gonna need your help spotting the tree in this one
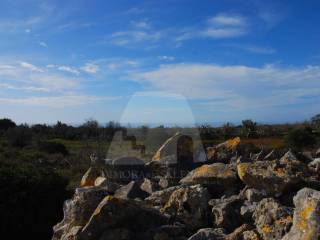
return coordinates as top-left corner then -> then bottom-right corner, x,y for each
221,122 -> 235,139
311,114 -> 320,130
241,119 -> 257,138
285,127 -> 316,150
0,118 -> 16,133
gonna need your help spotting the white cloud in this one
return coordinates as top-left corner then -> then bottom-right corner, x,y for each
20,62 -> 44,72
0,83 -> 50,92
0,95 -> 119,107
159,56 -> 175,61
0,61 -> 79,91
109,30 -> 163,46
208,14 -> 246,26
132,63 -> 320,110
131,20 -> 150,29
39,41 -> 47,47
80,63 -> 99,74
25,29 -> 31,33
224,44 -> 276,54
57,65 -> 80,75
177,13 -> 248,41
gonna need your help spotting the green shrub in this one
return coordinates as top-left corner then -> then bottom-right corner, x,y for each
285,127 -> 316,150
0,163 -> 70,240
38,141 -> 69,156
6,125 -> 32,148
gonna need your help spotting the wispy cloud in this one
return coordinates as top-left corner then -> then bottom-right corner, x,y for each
158,56 -> 175,61
20,62 -> 44,72
108,30 -> 164,46
0,95 -> 119,107
39,41 -> 47,47
0,83 -> 50,92
208,14 -> 247,27
177,13 -> 248,41
57,65 -> 80,75
80,63 -> 99,74
0,61 -> 79,91
224,44 -> 276,54
132,63 -> 320,111
131,20 -> 150,29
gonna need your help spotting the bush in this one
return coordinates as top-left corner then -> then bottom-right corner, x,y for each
285,127 -> 316,150
0,118 -> 16,133
0,163 -> 70,240
6,125 -> 32,148
38,141 -> 69,156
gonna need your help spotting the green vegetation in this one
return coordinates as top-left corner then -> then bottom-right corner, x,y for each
0,115 -> 319,239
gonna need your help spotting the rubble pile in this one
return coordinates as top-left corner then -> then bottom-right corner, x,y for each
52,134 -> 320,240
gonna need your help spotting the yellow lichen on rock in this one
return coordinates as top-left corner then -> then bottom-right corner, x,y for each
80,167 -> 101,187
225,137 -> 241,150
262,224 -> 272,233
237,163 -> 249,181
297,201 -> 317,231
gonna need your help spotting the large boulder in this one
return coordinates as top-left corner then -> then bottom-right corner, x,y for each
161,185 -> 211,230
180,163 -> 238,193
206,137 -> 240,163
140,178 -> 158,194
114,180 -> 149,200
237,160 -> 308,196
242,229 -> 261,240
209,195 -> 243,232
225,224 -> 253,240
52,186 -> 109,240
144,224 -> 188,240
187,228 -> 226,240
79,196 -> 169,240
152,132 -> 193,162
282,188 -> 320,240
316,148 -> 320,158
253,198 -> 293,240
80,167 -> 103,187
145,186 -> 180,207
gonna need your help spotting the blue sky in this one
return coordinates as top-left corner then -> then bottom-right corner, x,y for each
0,0 -> 320,125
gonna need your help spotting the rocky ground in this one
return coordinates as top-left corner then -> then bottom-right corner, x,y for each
52,133 -> 320,240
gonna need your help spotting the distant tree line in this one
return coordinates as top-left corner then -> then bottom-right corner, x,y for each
0,114 -> 319,151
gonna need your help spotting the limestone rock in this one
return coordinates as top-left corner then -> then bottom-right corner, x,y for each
225,224 -> 253,240
253,198 -> 292,240
206,137 -> 240,162
94,177 -> 107,187
242,229 -> 261,240
52,186 -> 109,240
279,150 -> 298,164
145,186 -> 180,207
161,185 -> 210,230
240,201 -> 257,222
187,228 -> 226,240
237,160 -> 308,196
60,226 -> 82,240
316,148 -> 320,158
80,167 -> 102,187
180,163 -> 238,192
140,178 -> 158,194
144,224 -> 188,240
152,132 -> 193,162
114,181 -> 149,200
209,195 -> 243,232
79,196 -> 169,240
244,188 -> 267,202
282,188 -> 320,240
